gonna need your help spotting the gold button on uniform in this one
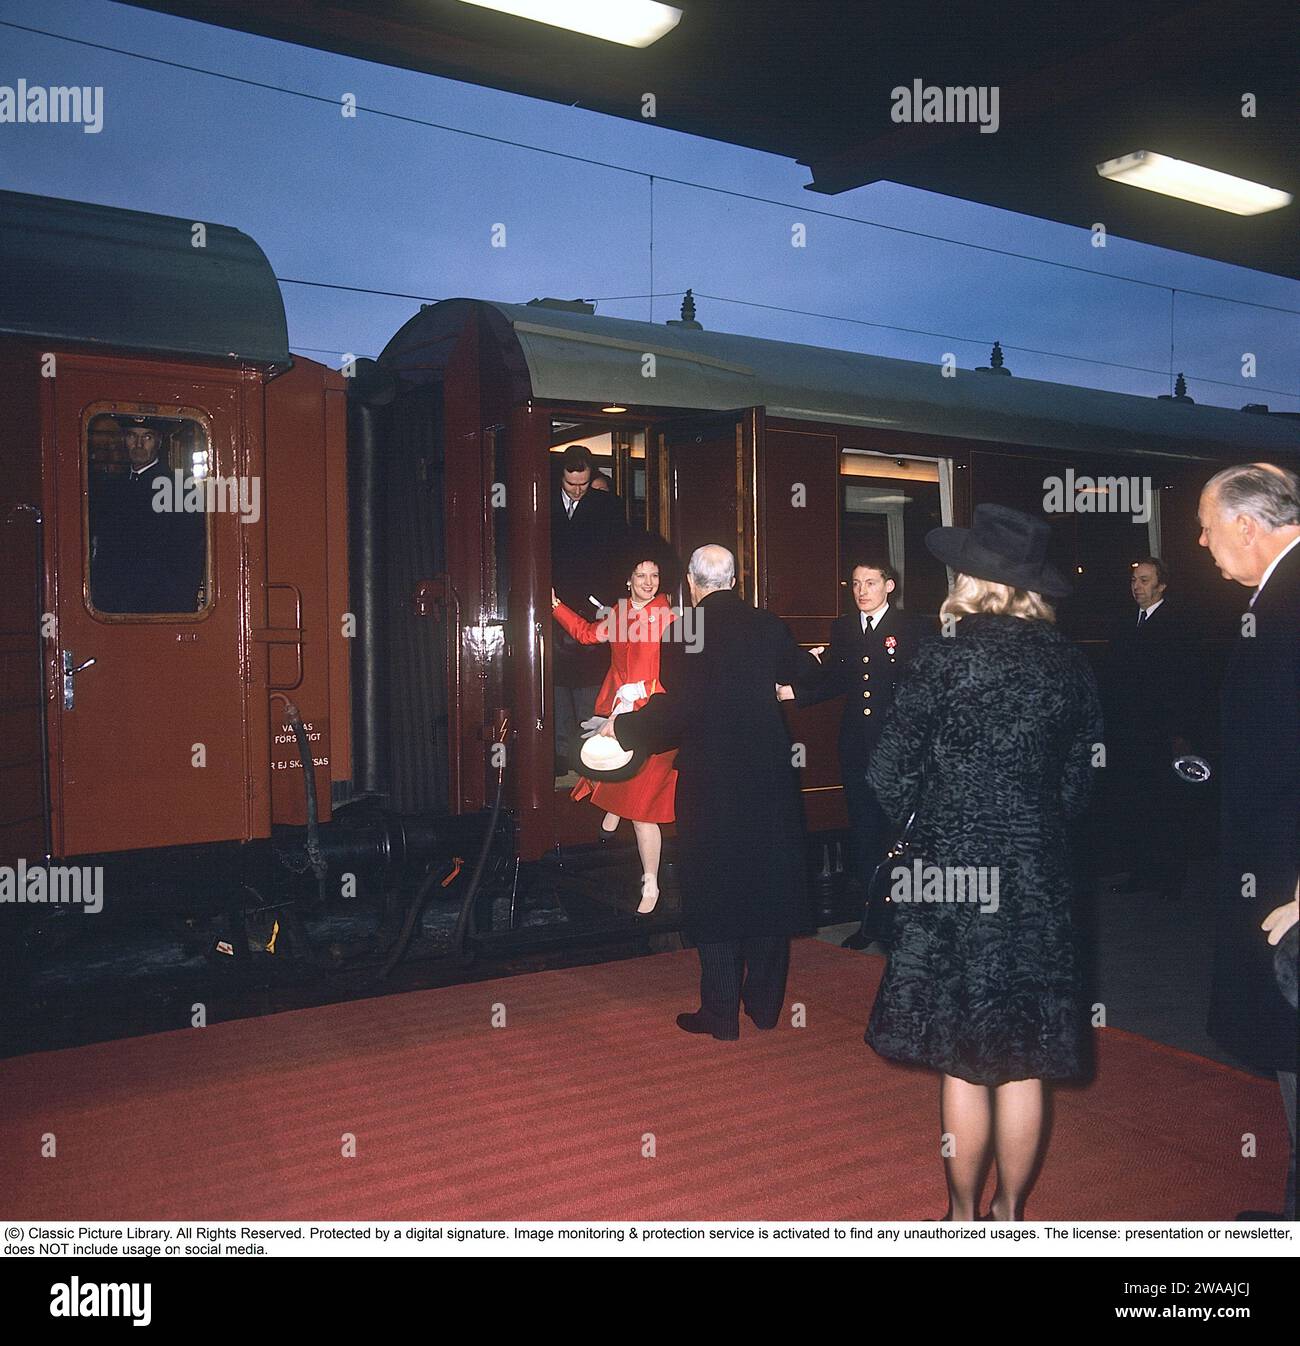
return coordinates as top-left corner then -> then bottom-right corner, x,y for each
863,707 -> 872,715
862,656 -> 869,663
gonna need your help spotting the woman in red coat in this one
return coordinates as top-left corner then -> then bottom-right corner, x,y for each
551,551 -> 678,914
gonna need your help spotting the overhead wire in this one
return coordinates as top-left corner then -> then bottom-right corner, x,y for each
4,18 -> 1300,318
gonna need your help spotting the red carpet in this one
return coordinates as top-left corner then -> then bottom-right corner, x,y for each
1,940 -> 1287,1220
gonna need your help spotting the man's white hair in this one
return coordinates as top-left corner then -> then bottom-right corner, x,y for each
688,544 -> 735,592
1203,463 -> 1300,531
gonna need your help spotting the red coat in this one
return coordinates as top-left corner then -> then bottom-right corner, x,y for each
552,595 -> 678,823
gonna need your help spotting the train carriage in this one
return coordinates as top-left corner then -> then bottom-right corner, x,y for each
373,293 -> 1300,864
3,189 -> 1298,964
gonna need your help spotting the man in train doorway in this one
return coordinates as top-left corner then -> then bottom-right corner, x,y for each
783,561 -> 930,948
551,443 -> 622,777
602,545 -> 821,1039
89,416 -> 205,614
1197,462 -> 1299,1219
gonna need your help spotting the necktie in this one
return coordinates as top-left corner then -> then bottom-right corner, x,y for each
1137,609 -> 1147,626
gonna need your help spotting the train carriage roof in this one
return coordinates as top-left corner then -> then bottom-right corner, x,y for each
385,298 -> 1300,462
0,190 -> 290,369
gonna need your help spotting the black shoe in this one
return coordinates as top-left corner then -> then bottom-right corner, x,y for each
676,1011 -> 739,1041
841,926 -> 872,950
1236,1210 -> 1286,1220
745,1011 -> 778,1031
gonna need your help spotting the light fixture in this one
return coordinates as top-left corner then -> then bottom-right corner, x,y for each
601,404 -> 627,413
456,1 -> 683,48
1096,151 -> 1292,216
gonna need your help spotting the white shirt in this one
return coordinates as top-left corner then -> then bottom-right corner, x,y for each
1137,597 -> 1164,625
561,491 -> 577,519
860,601 -> 890,633
130,458 -> 160,480
1251,534 -> 1300,607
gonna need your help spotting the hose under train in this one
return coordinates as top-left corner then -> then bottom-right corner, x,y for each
379,721 -> 507,978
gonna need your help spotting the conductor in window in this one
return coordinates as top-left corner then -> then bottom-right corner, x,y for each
782,561 -> 933,947
89,416 -> 205,615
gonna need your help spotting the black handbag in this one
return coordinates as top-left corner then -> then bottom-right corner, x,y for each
863,769 -> 927,944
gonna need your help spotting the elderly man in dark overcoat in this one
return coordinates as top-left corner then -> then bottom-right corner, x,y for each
604,544 -> 821,1039
1198,462 -> 1299,1220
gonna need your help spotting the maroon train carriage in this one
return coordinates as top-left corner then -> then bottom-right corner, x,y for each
3,190 -> 1299,974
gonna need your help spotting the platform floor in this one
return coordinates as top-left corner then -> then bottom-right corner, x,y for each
2,937 -> 1284,1222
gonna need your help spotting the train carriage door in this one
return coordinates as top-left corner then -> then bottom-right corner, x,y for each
652,407 -> 764,601
48,362 -> 254,856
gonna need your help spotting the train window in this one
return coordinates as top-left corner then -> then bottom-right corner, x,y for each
840,453 -> 948,614
85,410 -> 210,617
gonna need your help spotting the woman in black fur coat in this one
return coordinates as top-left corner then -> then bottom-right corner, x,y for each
866,505 -> 1103,1221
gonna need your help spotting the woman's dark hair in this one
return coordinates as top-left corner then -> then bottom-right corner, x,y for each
621,529 -> 681,593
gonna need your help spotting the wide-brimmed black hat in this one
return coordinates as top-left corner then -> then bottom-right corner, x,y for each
926,504 -> 1072,598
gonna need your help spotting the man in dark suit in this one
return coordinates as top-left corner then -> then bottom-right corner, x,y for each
550,444 -> 623,775
89,416 -> 205,614
604,545 -> 821,1040
784,561 -> 930,947
1198,462 -> 1299,1220
1105,557 -> 1205,899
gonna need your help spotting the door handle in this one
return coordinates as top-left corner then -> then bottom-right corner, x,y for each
62,650 -> 97,710
535,621 -> 546,732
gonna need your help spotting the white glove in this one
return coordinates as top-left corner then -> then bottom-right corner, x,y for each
615,681 -> 646,706
579,716 -> 608,739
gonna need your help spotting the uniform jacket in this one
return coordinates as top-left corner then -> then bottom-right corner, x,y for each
793,604 -> 932,772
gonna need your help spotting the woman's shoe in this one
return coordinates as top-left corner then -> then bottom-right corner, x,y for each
598,813 -> 620,845
637,874 -> 660,915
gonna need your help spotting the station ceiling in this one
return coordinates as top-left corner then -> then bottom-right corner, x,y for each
123,0 -> 1300,280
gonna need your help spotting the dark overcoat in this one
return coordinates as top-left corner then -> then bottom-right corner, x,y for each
1104,597 -> 1204,766
550,484 -> 624,685
612,588 -> 820,942
864,613 -> 1104,1085
1208,541 -> 1299,1072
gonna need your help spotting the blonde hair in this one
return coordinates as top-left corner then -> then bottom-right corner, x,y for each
940,572 -> 1055,623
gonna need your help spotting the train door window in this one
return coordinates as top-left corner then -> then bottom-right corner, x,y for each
85,409 -> 211,617
840,452 -> 948,615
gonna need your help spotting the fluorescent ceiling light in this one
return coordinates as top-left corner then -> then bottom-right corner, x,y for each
1096,151 -> 1292,216
457,1 -> 683,48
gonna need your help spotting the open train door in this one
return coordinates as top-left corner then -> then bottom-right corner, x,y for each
650,407 -> 764,601
46,359 -> 257,857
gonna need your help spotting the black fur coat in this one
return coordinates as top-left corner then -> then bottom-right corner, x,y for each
864,613 -> 1104,1085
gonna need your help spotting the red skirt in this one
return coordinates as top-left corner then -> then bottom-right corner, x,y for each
572,747 -> 677,823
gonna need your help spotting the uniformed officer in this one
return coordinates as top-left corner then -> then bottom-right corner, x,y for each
783,561 -> 932,946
